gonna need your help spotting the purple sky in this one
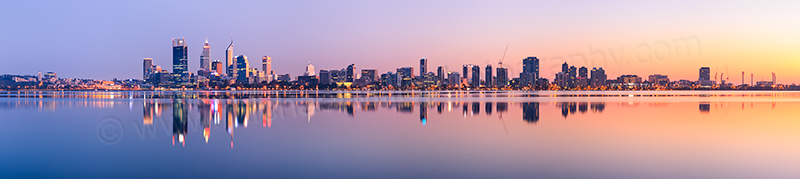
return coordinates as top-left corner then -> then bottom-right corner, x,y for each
1,0 -> 798,83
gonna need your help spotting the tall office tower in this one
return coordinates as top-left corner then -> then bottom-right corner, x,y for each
448,72 -> 461,87
522,57 -> 539,79
521,57 -> 539,87
304,62 -> 315,76
562,62 -> 569,73
361,69 -> 377,81
471,65 -> 480,87
346,64 -> 356,82
226,36 -> 235,77
236,55 -> 249,83
436,66 -> 445,83
699,67 -> 710,81
751,73 -> 754,86
200,39 -> 210,70
319,70 -> 331,84
741,71 -> 745,85
420,58 -> 427,77
462,65 -> 470,82
568,66 -> 577,87
172,38 -> 188,83
578,66 -> 588,78
590,67 -> 607,87
211,60 -> 224,75
396,67 -> 414,87
772,72 -> 776,85
496,67 -> 508,87
485,65 -> 493,87
143,58 -> 153,80
262,56 -> 271,75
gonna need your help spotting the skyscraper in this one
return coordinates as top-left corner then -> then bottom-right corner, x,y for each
420,58 -> 427,77
143,58 -> 153,80
346,64 -> 356,82
226,36 -> 235,77
211,60 -> 224,75
471,65 -> 480,87
521,57 -> 539,87
172,38 -> 188,84
200,39 -> 210,71
236,55 -> 249,83
568,66 -> 577,87
590,67 -> 606,87
485,65 -> 493,87
496,67 -> 508,87
360,69 -> 377,82
578,66 -> 588,78
699,67 -> 710,81
319,70 -> 331,84
305,62 -> 315,76
262,56 -> 271,75
396,67 -> 414,87
462,65 -> 470,81
436,66 -> 445,84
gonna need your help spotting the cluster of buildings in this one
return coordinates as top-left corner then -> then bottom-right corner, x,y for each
143,37 -> 283,88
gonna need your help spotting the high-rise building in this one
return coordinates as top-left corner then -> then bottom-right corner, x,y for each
419,58 -> 427,77
346,64 -> 356,82
699,67 -> 710,81
226,36 -> 235,77
568,66 -> 577,87
200,39 -> 210,71
172,38 -> 188,84
562,62 -> 569,73
590,67 -> 606,87
143,58 -> 153,80
262,56 -> 271,75
319,70 -> 331,84
236,55 -> 249,83
496,68 -> 508,87
699,67 -> 712,87
397,67 -> 414,87
578,66 -> 588,78
305,62 -> 315,76
361,69 -> 377,82
436,66 -> 445,84
485,65 -> 493,87
211,60 -> 224,75
462,65 -> 471,82
471,65 -> 480,87
448,72 -> 461,87
521,57 -> 539,87
380,72 -> 398,87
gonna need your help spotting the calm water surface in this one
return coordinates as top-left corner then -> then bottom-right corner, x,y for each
1,91 -> 799,178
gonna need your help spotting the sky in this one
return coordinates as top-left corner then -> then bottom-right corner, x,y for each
1,0 -> 798,84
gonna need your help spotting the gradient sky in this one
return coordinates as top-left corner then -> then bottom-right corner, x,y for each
1,0 -> 798,83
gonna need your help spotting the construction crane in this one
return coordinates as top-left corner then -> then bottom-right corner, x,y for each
498,45 -> 509,68
726,66 -> 729,84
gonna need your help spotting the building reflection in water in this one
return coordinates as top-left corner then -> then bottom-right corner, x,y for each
472,102 -> 480,116
558,102 -> 606,119
699,102 -> 710,113
420,102 -> 427,125
485,102 -> 492,116
522,102 -> 539,123
135,99 -> 615,147
173,99 -> 188,146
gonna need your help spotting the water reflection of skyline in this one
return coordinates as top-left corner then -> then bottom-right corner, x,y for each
136,100 -> 615,147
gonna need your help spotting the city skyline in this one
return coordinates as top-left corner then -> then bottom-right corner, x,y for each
1,1 -> 798,83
